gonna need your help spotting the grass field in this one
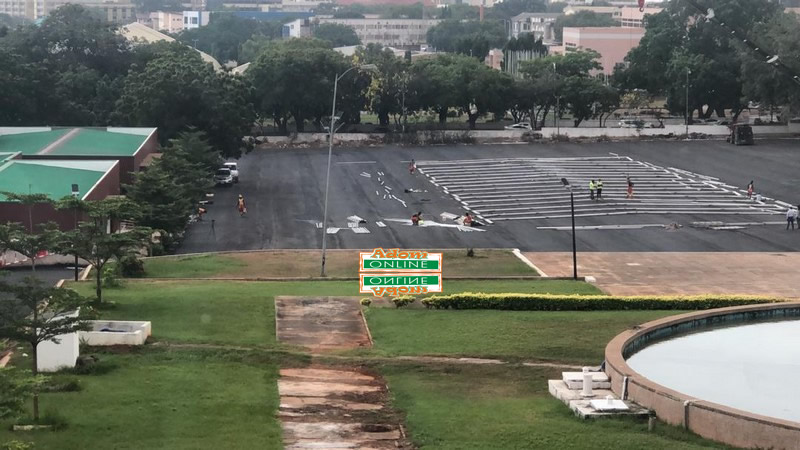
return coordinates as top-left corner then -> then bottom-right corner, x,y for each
68,279 -> 598,347
364,309 -> 682,364
0,349 -> 282,450
142,249 -> 538,279
381,363 -> 724,450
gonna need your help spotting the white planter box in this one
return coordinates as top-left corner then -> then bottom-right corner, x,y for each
79,321 -> 152,346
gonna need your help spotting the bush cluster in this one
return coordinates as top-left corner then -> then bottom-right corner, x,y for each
419,292 -> 779,311
392,296 -> 416,308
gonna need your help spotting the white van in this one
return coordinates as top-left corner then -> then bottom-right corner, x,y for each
223,162 -> 239,183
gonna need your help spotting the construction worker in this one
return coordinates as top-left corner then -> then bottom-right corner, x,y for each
589,180 -> 596,201
237,194 -> 247,217
596,178 -> 603,200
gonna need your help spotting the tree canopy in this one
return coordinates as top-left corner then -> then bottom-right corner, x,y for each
426,20 -> 507,60
553,11 -> 617,41
313,23 -> 361,47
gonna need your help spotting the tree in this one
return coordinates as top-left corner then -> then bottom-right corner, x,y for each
408,54 -> 512,129
0,277 -> 91,420
553,11 -> 617,42
247,39 -> 350,133
0,5 -> 132,126
739,11 -> 800,120
113,44 -> 255,159
176,14 -> 284,64
61,198 -> 149,304
487,0 -> 546,20
356,44 -> 409,127
426,20 -> 507,59
520,50 -> 602,126
0,368 -> 41,421
313,23 -> 361,47
616,0 -> 782,119
0,192 -> 60,273
239,34 -> 274,64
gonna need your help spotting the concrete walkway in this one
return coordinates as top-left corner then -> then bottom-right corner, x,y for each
275,296 -> 371,353
527,252 -> 800,297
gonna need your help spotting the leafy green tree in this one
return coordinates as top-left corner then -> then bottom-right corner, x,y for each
239,34 -> 274,64
356,44 -> 409,126
409,54 -> 512,129
0,277 -> 91,420
616,0 -> 782,119
437,4 -> 479,20
739,11 -> 800,120
313,23 -> 361,47
176,14 -> 283,64
486,0 -> 546,20
553,11 -> 617,41
247,39 -> 350,133
0,368 -> 42,421
0,193 -> 58,273
562,77 -> 619,127
60,198 -> 149,304
113,45 -> 255,158
0,5 -> 132,125
125,131 -> 215,238
520,50 -> 601,126
427,20 -> 507,59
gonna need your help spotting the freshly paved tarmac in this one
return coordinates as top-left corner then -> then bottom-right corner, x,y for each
179,139 -> 800,254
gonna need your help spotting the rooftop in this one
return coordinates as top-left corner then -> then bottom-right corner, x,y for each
0,160 -> 118,201
0,152 -> 19,164
0,128 -> 155,158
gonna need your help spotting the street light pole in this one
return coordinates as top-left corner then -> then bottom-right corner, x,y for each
320,64 -> 378,277
71,184 -> 80,281
561,178 -> 577,280
685,68 -> 690,137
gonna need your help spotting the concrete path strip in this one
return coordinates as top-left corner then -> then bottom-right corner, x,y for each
275,296 -> 372,353
278,367 -> 410,449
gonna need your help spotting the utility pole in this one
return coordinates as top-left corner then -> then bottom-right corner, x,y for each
685,68 -> 691,137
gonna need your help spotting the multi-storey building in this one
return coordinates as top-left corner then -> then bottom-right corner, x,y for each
509,13 -> 560,41
317,18 -> 440,47
0,0 -> 29,19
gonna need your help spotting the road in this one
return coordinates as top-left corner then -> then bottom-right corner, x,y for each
178,138 -> 800,254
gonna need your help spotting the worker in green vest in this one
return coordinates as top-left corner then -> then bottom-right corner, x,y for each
589,180 -> 596,200
596,178 -> 604,200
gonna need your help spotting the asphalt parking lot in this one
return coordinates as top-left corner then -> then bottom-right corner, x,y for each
178,138 -> 800,253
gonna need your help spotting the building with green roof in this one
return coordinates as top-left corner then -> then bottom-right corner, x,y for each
0,127 -> 158,184
0,159 -> 121,231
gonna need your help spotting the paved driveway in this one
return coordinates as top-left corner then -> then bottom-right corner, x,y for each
527,252 -> 800,297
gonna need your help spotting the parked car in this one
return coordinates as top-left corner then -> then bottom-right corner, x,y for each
504,122 -> 533,131
223,162 -> 239,183
618,119 -> 645,129
214,167 -> 234,187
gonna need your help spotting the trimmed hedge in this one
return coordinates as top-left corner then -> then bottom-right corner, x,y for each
419,292 -> 781,311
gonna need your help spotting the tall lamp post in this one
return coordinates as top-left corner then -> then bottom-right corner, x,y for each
71,184 -> 80,281
561,177 -> 578,280
320,64 -> 378,277
685,68 -> 691,137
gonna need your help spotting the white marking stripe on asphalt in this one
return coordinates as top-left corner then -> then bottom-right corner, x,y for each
416,156 -> 787,223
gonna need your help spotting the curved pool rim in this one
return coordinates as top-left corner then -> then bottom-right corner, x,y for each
604,302 -> 800,450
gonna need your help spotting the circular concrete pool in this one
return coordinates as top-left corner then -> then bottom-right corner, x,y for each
605,303 -> 800,450
626,319 -> 800,423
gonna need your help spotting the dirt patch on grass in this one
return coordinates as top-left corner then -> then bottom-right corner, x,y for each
275,296 -> 371,353
278,365 -> 411,449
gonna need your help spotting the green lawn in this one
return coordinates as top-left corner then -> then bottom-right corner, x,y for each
0,349 -> 282,450
381,363 -> 725,450
142,249 -> 541,279
68,279 -> 597,347
365,309 -> 683,364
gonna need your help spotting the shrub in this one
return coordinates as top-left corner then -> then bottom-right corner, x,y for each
118,255 -> 145,278
101,265 -> 121,288
360,298 -> 372,307
392,296 -> 416,308
1,440 -> 34,450
40,376 -> 82,393
419,292 -> 779,311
